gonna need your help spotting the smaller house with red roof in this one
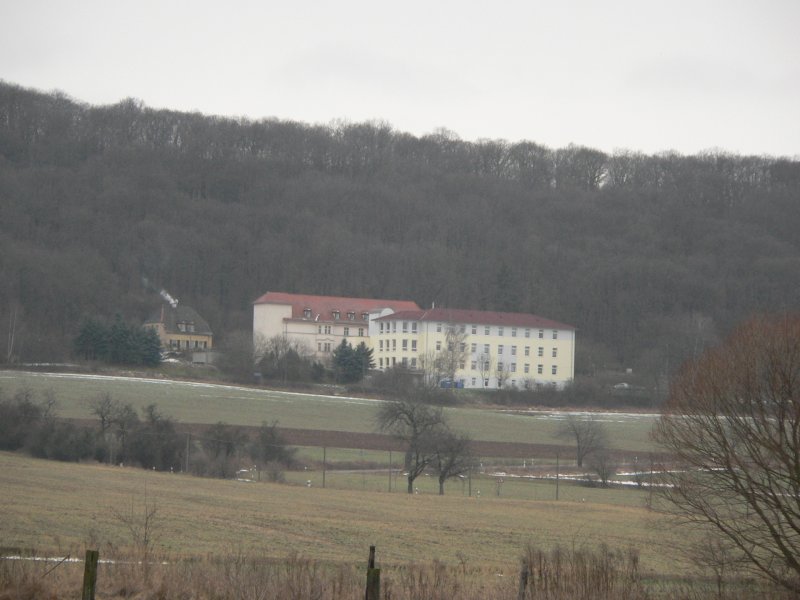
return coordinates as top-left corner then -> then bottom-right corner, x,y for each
252,292 -> 421,362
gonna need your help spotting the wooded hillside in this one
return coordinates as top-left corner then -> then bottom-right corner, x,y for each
1,81 -> 798,389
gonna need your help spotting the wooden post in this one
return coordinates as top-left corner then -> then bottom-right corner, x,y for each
323,447 -> 327,489
555,453 -> 559,501
82,549 -> 99,600
517,564 -> 529,600
388,450 -> 392,492
365,545 -> 380,600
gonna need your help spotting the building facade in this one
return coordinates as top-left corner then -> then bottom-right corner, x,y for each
373,308 -> 575,389
144,304 -> 213,352
252,291 -> 421,362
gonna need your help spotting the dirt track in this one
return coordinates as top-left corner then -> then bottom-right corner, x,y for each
72,418 -> 652,461
267,427 -> 660,462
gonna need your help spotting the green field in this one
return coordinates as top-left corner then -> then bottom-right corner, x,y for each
0,370 -> 659,453
0,452 -> 688,578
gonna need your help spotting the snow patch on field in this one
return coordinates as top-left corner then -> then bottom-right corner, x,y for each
495,408 -> 659,422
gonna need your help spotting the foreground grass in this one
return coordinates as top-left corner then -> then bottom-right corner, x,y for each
0,370 -> 658,452
2,452 -> 685,579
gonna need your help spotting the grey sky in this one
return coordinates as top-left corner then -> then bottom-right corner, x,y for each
1,0 -> 798,156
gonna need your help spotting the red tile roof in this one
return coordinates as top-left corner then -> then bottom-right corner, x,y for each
374,308 -> 575,330
253,291 -> 421,322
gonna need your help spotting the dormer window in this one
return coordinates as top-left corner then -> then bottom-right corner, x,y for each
361,312 -> 369,321
303,308 -> 312,319
347,311 -> 355,321
332,310 -> 340,320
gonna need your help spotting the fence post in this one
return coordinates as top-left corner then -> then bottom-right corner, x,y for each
517,564 -> 529,600
365,545 -> 380,600
82,549 -> 99,600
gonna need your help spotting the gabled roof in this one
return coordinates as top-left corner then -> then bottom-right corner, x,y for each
375,307 -> 575,330
253,291 -> 420,322
144,304 -> 213,336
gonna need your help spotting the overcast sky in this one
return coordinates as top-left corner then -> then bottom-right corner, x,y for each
1,0 -> 798,157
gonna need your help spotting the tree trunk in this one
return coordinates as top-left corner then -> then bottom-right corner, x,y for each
439,478 -> 445,495
407,476 -> 413,494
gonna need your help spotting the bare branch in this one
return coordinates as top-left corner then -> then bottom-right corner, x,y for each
653,314 -> 800,593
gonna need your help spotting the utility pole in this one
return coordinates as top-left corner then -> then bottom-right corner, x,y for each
556,453 -> 559,500
185,433 -> 190,473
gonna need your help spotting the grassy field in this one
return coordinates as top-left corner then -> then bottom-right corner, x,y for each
0,452 -> 689,579
0,370 -> 659,453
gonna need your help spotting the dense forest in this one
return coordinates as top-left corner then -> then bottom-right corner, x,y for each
1,81 -> 798,390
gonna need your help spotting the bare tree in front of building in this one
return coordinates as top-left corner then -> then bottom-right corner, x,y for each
557,414 -> 608,468
376,394 -> 446,494
494,361 -> 511,389
477,352 -> 494,389
435,323 -> 468,388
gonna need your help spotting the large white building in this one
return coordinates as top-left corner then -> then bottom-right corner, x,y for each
252,291 -> 420,361
253,292 -> 576,390
373,308 -> 575,389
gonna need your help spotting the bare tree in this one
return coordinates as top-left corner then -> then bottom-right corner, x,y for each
111,491 -> 159,580
557,414 -> 607,468
250,420 -> 296,472
432,430 -> 473,495
494,361 -> 510,389
436,324 -> 468,388
88,392 -> 117,435
376,395 -> 445,494
216,330 -> 259,383
417,350 -> 442,389
653,314 -> 800,594
588,450 -> 616,487
477,352 -> 494,389
419,323 -> 468,390
258,334 -> 314,383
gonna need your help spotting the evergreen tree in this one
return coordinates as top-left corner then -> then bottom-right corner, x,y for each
134,327 -> 162,367
354,341 -> 375,377
73,319 -> 109,361
73,316 -> 160,366
108,316 -> 134,364
332,339 -> 374,383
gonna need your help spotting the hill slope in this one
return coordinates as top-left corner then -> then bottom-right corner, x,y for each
1,81 -> 799,386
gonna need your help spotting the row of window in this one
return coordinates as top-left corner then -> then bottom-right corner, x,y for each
175,321 -> 196,333
379,356 -> 419,369
316,325 -> 365,337
378,339 -> 558,358
305,308 -> 370,321
169,339 -> 208,349
379,321 -> 560,340
378,339 -> 418,352
377,356 -> 558,376
379,321 -> 419,334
